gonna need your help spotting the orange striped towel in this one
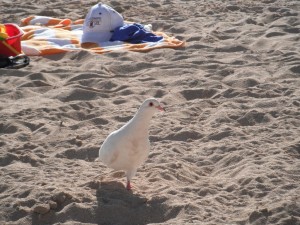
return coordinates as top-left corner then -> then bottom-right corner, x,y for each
20,16 -> 185,56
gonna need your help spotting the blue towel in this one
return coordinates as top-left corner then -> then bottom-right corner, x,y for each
110,23 -> 163,43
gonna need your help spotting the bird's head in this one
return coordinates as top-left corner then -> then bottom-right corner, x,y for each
141,98 -> 165,112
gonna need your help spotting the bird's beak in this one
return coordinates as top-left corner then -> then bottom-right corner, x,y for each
156,105 -> 165,112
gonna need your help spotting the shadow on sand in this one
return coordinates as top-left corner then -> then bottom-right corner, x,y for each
94,181 -> 181,225
31,181 -> 181,225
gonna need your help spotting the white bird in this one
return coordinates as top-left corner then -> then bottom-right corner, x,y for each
99,98 -> 165,190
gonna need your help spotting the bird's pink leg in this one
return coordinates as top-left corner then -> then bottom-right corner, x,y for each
126,180 -> 132,190
126,170 -> 136,190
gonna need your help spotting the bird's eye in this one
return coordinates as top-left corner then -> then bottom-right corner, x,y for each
149,102 -> 153,107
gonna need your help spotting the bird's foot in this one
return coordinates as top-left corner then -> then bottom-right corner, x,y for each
126,181 -> 132,190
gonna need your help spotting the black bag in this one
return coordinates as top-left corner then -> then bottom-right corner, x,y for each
0,54 -> 30,69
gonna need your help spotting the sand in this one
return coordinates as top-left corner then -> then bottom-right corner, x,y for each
1,0 -> 300,224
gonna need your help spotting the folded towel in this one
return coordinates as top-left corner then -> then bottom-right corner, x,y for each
20,16 -> 185,56
110,23 -> 163,43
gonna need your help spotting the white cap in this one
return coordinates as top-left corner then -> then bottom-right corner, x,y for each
81,3 -> 124,44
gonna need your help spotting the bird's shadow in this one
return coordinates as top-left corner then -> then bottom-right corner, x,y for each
94,181 -> 177,225
30,179 -> 181,225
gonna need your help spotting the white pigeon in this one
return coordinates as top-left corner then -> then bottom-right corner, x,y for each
99,98 -> 165,190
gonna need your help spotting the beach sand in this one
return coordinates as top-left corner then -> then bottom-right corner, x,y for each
1,0 -> 300,224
